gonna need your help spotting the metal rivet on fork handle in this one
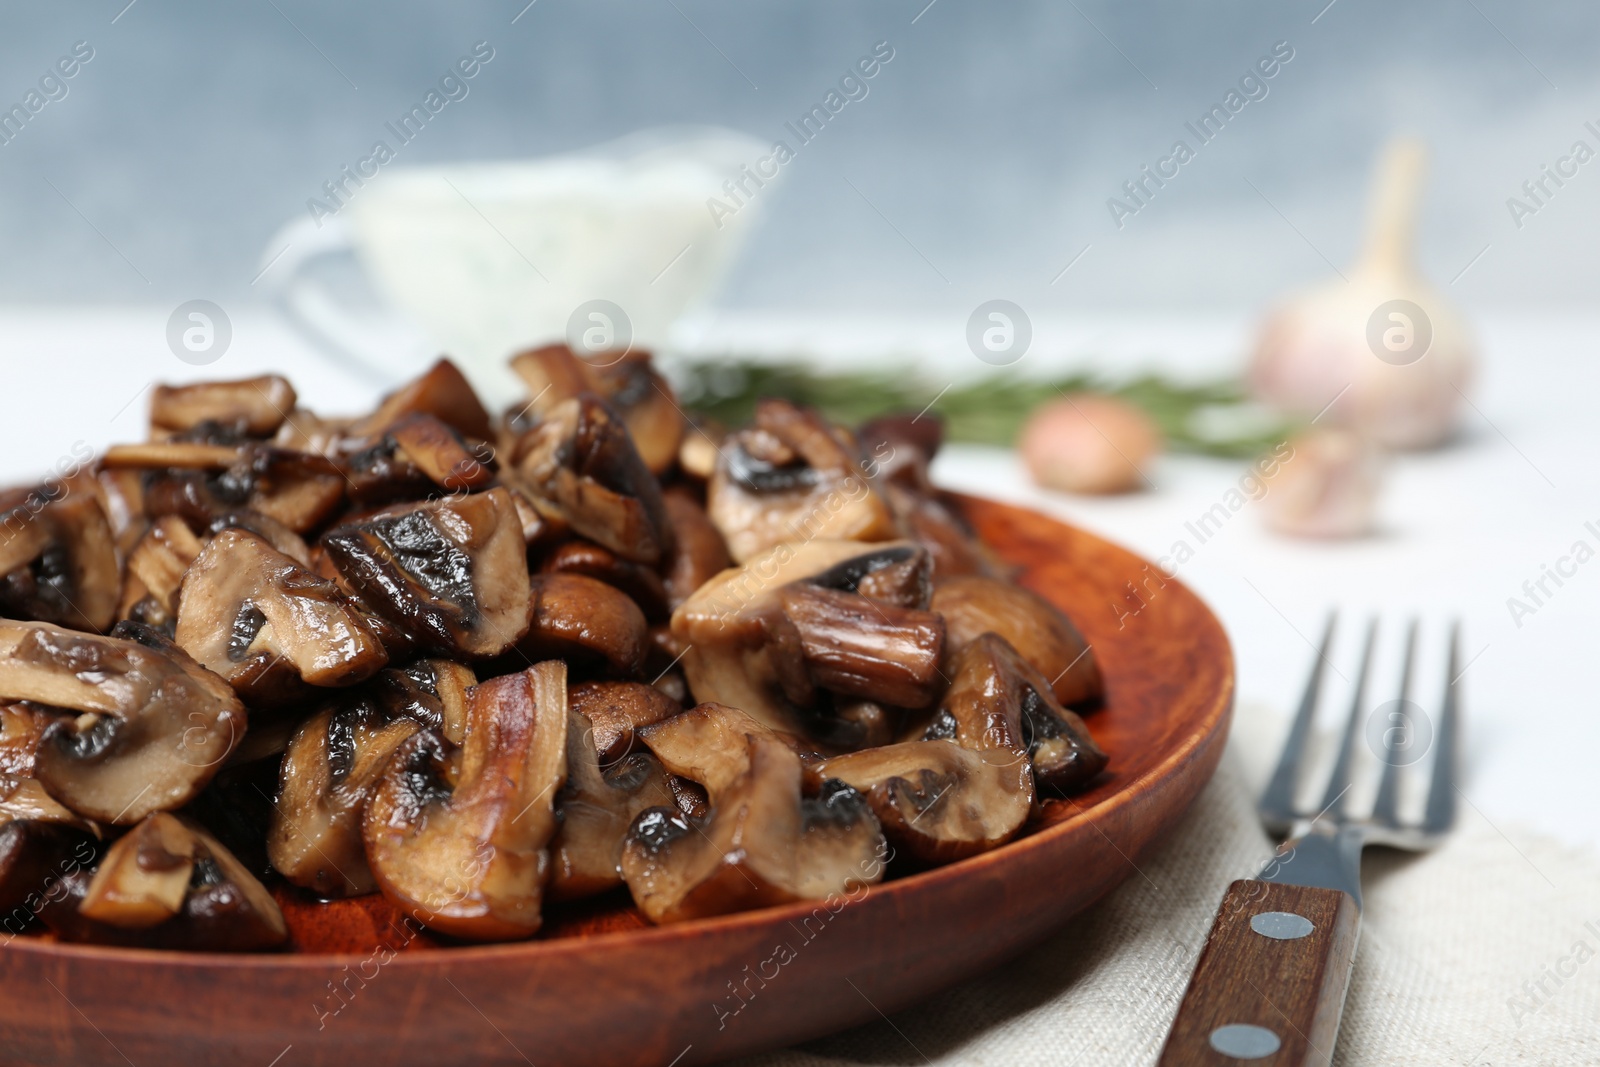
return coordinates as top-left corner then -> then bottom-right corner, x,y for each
1250,911 -> 1314,940
1208,1024 -> 1282,1058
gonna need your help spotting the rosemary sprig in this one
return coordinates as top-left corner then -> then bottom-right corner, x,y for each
673,361 -> 1294,458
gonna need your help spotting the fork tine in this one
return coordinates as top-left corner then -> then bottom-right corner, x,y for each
1316,617 -> 1378,819
1370,618 -> 1419,825
1258,612 -> 1336,831
1421,620 -> 1461,833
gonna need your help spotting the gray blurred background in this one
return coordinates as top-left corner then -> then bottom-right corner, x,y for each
0,0 -> 1594,314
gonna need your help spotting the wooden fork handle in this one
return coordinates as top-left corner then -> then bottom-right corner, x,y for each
1157,880 -> 1360,1067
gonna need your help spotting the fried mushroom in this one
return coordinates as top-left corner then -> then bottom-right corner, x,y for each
43,812 -> 287,951
569,681 -> 682,763
175,529 -> 388,705
322,488 -> 532,659
932,575 -> 1103,706
0,489 -> 120,633
518,573 -> 647,677
150,376 -> 297,439
510,345 -> 684,475
363,661 -> 568,940
0,621 -> 244,824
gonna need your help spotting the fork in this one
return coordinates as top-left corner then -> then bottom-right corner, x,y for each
1156,615 -> 1461,1066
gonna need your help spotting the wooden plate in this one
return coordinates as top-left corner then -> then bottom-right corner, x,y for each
0,494 -> 1234,1067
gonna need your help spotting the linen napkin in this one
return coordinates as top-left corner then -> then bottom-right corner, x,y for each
735,699 -> 1600,1067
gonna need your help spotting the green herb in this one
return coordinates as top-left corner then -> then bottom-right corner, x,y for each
673,361 -> 1295,458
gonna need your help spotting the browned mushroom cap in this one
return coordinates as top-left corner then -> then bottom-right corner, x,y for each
0,621 -> 244,824
44,812 -> 286,951
929,633 -> 1106,794
269,698 -> 423,897
883,482 -> 1002,581
931,575 -> 1103,707
175,529 -> 388,705
813,740 -> 1033,865
0,777 -> 101,921
150,376 -> 297,438
661,487 -> 731,610
569,681 -> 681,763
707,398 -> 897,564
518,572 -> 647,677
351,358 -> 493,442
363,661 -> 568,940
117,515 -> 203,629
510,345 -> 684,475
547,710 -> 675,902
671,539 -> 940,736
512,393 -> 674,565
540,540 -> 669,623
0,489 -> 120,633
322,488 -> 532,659
346,413 -> 497,506
620,731 -> 885,924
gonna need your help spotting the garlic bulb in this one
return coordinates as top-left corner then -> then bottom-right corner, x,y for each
1259,427 -> 1382,539
1249,138 -> 1476,450
1019,394 -> 1160,494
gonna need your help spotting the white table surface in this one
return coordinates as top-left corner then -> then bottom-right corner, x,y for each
2,305 -> 1594,851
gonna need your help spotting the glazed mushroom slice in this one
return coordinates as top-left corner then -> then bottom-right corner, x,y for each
0,489 -> 120,633
150,376 -> 297,438
814,740 -> 1033,865
511,393 -> 674,565
205,509 -> 314,568
569,681 -> 682,764
541,540 -> 669,623
548,709 -> 675,902
175,529 -> 388,705
795,777 -> 885,899
776,584 -> 945,709
118,515 -> 203,629
637,702 -> 798,797
707,398 -> 897,563
364,661 -> 568,940
322,488 -> 532,659
660,486 -> 732,610
510,345 -> 684,475
0,620 -> 244,824
125,444 -> 348,535
931,575 -> 1103,707
0,701 -> 60,776
351,358 -> 493,442
269,697 -> 423,897
44,813 -> 287,951
518,573 -> 647,677
620,735 -> 802,923
671,539 -> 940,735
0,777 -> 100,920
347,413 -> 497,505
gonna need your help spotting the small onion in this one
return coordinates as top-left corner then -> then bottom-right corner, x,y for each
1019,394 -> 1160,495
1259,428 -> 1382,539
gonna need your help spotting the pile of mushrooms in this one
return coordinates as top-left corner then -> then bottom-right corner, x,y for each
0,346 -> 1106,949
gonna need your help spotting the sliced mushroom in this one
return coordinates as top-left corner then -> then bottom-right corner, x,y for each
932,575 -> 1103,706
43,812 -> 287,951
637,701 -> 797,797
661,486 -> 731,610
132,444 -> 347,535
540,541 -> 669,622
205,509 -> 314,568
776,584 -> 944,709
118,515 -> 203,628
814,739 -> 1033,865
0,777 -> 100,921
512,394 -> 673,565
884,482 -> 1001,581
510,345 -> 684,475
569,681 -> 682,763
175,529 -> 388,705
518,573 -> 647,677
346,412 -> 497,505
621,731 -> 884,924
0,489 -> 120,633
150,376 -> 297,438
269,696 -> 423,897
548,709 -> 675,902
0,620 -> 244,823
94,467 -> 149,557
351,358 -> 493,442
0,701 -> 60,776
672,539 -> 939,736
322,488 -> 532,659
707,399 -> 897,563
364,661 -> 568,940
